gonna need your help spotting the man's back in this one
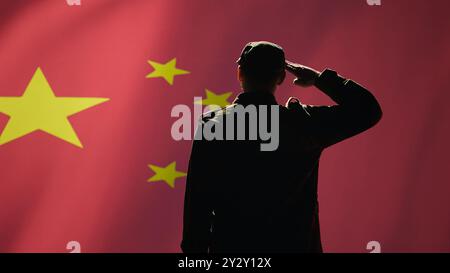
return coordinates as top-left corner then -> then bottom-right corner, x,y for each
181,67 -> 382,253
191,93 -> 323,253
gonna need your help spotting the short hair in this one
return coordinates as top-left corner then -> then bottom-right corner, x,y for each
237,41 -> 285,85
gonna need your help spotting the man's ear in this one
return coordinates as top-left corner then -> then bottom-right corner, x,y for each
277,70 -> 286,85
237,66 -> 244,82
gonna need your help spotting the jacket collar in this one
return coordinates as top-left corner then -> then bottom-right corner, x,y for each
233,91 -> 278,106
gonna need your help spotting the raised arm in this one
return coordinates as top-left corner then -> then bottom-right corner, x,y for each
286,61 -> 382,148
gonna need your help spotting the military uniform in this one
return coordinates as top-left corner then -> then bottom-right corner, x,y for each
181,69 -> 382,253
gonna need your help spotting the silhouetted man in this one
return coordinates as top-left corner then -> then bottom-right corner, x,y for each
181,41 -> 382,253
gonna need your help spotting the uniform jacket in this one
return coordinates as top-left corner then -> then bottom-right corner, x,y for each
181,69 -> 382,253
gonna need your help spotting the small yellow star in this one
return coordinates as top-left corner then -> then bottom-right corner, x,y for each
0,67 -> 109,148
146,58 -> 190,85
147,161 -> 187,188
195,89 -> 233,110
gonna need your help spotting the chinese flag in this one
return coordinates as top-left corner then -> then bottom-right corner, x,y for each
0,0 -> 449,253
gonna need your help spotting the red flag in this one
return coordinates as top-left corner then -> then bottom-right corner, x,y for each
0,0 -> 449,253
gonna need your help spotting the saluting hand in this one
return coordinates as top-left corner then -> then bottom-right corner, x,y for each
285,60 -> 320,87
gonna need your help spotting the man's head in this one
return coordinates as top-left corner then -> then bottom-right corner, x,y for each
237,41 -> 286,94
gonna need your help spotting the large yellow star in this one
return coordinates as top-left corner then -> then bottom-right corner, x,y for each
147,161 -> 187,188
146,58 -> 190,85
0,67 -> 109,148
195,89 -> 233,110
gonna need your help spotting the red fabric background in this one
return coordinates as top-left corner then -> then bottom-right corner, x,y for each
0,0 -> 449,252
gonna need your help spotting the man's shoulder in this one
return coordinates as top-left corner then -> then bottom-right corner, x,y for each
200,104 -> 236,123
283,97 -> 313,119
199,97 -> 312,123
